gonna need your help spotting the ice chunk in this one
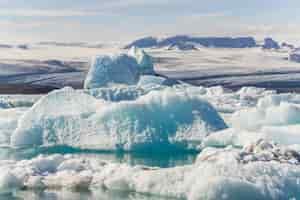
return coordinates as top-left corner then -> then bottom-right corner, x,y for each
128,47 -> 154,74
84,54 -> 140,89
202,128 -> 261,148
231,101 -> 300,131
11,87 -> 227,151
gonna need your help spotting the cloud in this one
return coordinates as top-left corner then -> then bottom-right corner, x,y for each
0,8 -> 101,17
0,0 -> 174,17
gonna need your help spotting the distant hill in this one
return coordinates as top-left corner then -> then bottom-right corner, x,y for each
124,35 -> 257,49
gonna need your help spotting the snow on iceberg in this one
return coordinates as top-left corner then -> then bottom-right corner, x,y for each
11,87 -> 227,151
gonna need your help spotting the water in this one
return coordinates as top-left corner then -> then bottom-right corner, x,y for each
0,147 -> 196,200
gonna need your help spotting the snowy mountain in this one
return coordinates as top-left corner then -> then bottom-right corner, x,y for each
125,35 -> 257,49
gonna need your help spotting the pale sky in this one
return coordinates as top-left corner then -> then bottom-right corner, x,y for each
0,0 -> 300,44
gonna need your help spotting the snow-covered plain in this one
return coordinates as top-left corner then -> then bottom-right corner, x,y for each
1,43 -> 300,93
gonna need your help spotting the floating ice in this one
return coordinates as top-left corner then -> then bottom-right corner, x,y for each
2,144 -> 300,200
11,87 -> 227,151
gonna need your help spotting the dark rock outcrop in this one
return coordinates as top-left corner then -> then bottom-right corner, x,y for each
262,38 -> 280,49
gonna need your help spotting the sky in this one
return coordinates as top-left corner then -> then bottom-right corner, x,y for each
0,0 -> 300,44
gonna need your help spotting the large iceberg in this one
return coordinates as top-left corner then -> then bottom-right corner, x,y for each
11,87 -> 227,151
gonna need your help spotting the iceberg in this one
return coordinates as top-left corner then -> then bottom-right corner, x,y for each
84,47 -> 155,89
11,87 -> 227,151
84,54 -> 140,89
